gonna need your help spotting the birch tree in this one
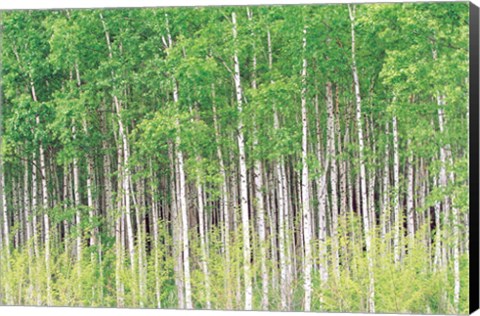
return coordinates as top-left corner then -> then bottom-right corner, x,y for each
232,11 -> 252,310
349,5 -> 375,312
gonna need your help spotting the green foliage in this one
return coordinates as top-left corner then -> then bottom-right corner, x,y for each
0,2 -> 469,314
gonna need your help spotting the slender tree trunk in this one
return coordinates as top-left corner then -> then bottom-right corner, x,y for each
115,150 -> 125,307
30,79 -> 52,306
366,119 -> 376,233
433,51 -> 460,310
275,117 -> 288,311
433,173 -> 442,270
345,128 -> 358,276
38,123 -> 52,305
196,178 -> 211,308
268,28 -> 289,310
14,177 -> 22,249
149,161 -> 161,308
172,79 -> 193,309
300,26 -> 313,312
101,104 -> 114,236
443,144 -> 460,313
83,119 -> 96,247
392,115 -> 401,265
0,140 -> 10,305
265,166 -> 278,292
190,104 -> 211,309
381,123 -> 390,251
253,147 -> 268,310
1,159 -> 9,256
72,125 -> 82,266
163,14 -> 192,308
246,10 -> 268,309
336,90 -> 348,266
100,13 -> 136,284
315,91 -> 329,287
31,152 -> 39,259
74,65 -> 97,250
380,122 -> 390,237
232,11 -> 252,310
349,5 -> 374,312
24,158 -> 33,258
432,46 -> 450,274
326,81 -> 340,279
229,146 -> 242,309
406,140 -> 415,251
212,88 -> 232,309
131,165 -> 146,307
169,141 -> 184,308
62,165 -> 69,254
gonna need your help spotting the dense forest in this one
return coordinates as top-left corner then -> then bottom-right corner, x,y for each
0,2 -> 470,314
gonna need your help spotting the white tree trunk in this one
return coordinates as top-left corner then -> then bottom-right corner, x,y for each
247,10 -> 269,309
38,122 -> 52,305
336,91 -> 348,261
392,115 -> 401,265
212,91 -> 232,309
232,11 -> 253,310
381,123 -> 390,245
169,141 -> 184,308
30,79 -> 52,305
326,81 -> 340,279
349,5 -> 374,312
1,159 -> 9,257
431,40 -> 460,308
100,13 -> 136,279
149,162 -> 161,308
314,91 -> 329,287
76,60 -> 96,249
0,145 -> 10,305
449,166 -> 460,312
300,26 -> 313,312
83,119 -> 96,247
268,29 -> 289,310
275,115 -> 288,311
101,105 -> 114,236
432,46 -> 450,272
433,175 -> 442,270
406,140 -> 415,251
72,130 -> 83,268
31,152 -> 39,258
195,161 -> 211,309
71,125 -> 83,269
24,159 -> 32,257
115,143 -> 125,307
172,79 -> 193,309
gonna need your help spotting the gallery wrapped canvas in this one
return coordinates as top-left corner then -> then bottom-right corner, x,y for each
0,1 -> 478,315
